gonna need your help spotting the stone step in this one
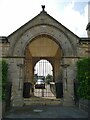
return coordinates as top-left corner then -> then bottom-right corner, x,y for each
24,97 -> 62,106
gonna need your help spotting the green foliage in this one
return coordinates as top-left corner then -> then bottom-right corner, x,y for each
0,60 -> 2,101
1,60 -> 8,100
45,74 -> 53,84
77,58 -> 90,100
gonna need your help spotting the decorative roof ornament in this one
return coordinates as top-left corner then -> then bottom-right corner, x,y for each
41,5 -> 45,11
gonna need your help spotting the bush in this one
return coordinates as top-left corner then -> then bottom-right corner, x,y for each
77,58 -> 90,100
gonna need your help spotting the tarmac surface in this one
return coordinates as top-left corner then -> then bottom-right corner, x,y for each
2,105 -> 88,119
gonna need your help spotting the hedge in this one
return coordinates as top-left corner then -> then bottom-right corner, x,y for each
77,58 -> 90,100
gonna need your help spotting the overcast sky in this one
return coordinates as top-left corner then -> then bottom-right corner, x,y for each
0,0 -> 90,37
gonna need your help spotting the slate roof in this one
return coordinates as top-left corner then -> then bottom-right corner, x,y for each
79,37 -> 90,43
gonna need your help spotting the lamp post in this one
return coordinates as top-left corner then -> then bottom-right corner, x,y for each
61,64 -> 70,90
17,64 -> 24,90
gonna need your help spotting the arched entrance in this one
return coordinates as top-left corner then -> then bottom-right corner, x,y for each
34,59 -> 54,98
9,22 -> 78,106
23,35 -> 62,102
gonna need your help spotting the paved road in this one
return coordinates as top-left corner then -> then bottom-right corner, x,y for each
2,105 -> 88,119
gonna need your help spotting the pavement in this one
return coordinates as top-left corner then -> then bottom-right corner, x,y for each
2,105 -> 88,119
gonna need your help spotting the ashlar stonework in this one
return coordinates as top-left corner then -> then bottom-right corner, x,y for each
0,7 -> 90,107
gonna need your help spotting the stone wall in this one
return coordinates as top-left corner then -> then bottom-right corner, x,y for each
7,58 -> 24,106
78,42 -> 89,57
79,99 -> 89,112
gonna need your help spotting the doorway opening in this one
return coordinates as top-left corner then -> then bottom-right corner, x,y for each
23,35 -> 63,105
34,59 -> 56,99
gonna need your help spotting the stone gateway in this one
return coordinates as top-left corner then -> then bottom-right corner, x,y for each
0,6 -> 90,107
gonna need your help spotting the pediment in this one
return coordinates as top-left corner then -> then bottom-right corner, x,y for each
8,9 -> 79,40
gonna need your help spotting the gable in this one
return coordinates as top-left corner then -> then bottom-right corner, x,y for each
8,9 -> 80,41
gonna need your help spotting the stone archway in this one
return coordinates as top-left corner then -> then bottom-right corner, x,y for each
9,25 -> 76,57
9,25 -> 77,107
23,35 -> 62,99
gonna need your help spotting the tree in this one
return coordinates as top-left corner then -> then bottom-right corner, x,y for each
45,74 -> 53,84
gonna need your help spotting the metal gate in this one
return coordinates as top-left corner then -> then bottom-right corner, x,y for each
34,59 -> 56,99
34,84 -> 56,99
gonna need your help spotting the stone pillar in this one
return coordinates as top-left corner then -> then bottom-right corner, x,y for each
24,58 -> 34,96
10,58 -> 24,107
54,59 -> 61,83
25,59 -> 33,83
62,58 -> 76,106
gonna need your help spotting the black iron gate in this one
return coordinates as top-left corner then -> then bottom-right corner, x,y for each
34,59 -> 55,99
